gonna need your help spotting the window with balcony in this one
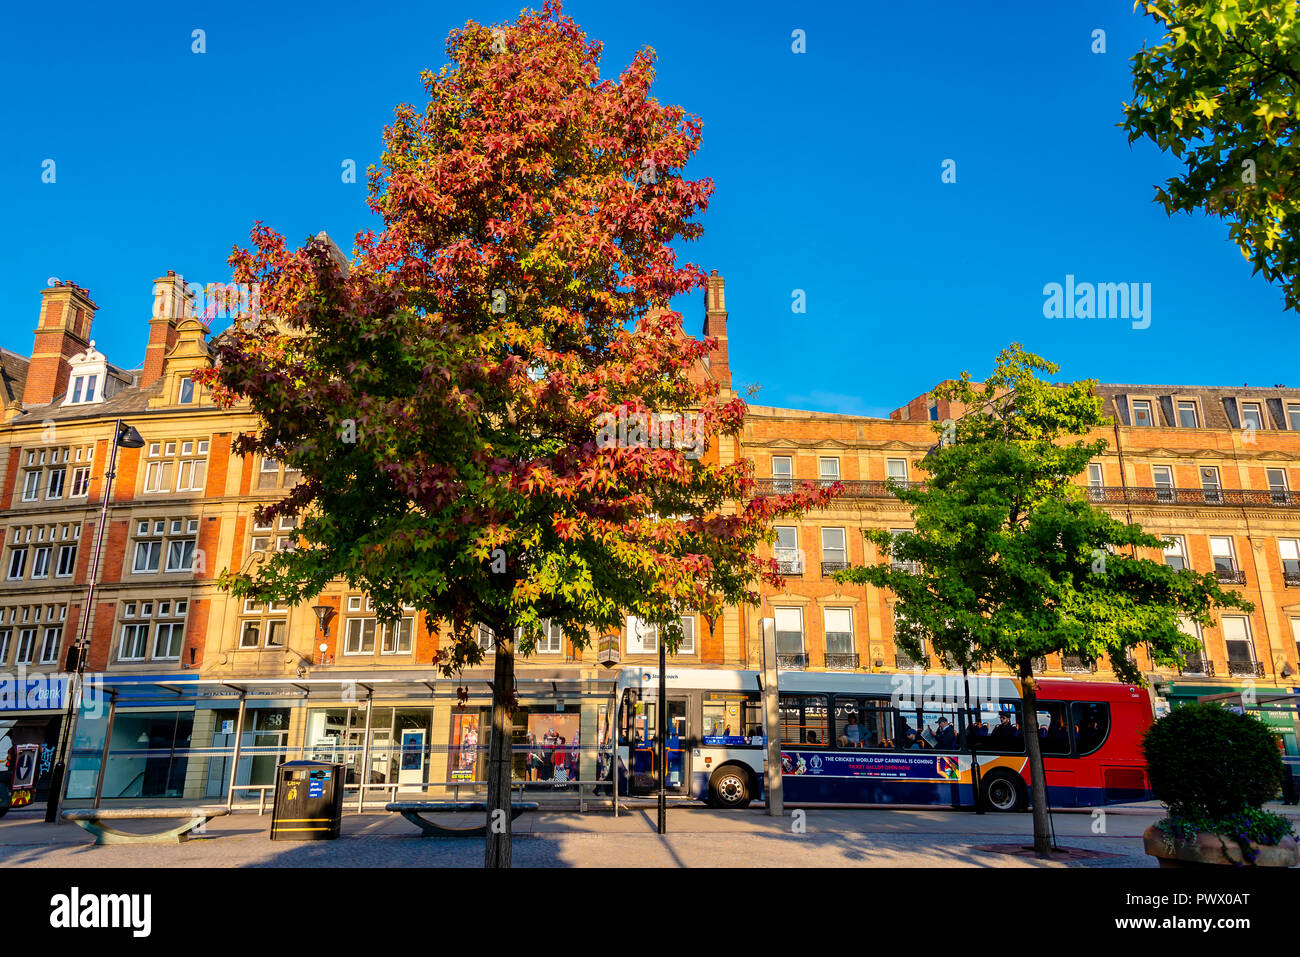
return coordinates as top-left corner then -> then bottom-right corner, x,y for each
1087,463 -> 1104,500
1267,468 -> 1290,504
774,526 -> 801,574
1241,402 -> 1264,431
1176,617 -> 1211,675
1200,466 -> 1222,504
1131,399 -> 1155,427
824,608 -> 856,670
1279,539 -> 1300,587
772,456 -> 793,493
889,528 -> 917,573
773,607 -> 805,669
1162,535 -> 1188,571
818,457 -> 840,486
1152,465 -> 1175,503
893,612 -> 928,670
821,527 -> 847,575
886,458 -> 908,483
1222,616 -> 1258,675
1209,536 -> 1243,583
1176,400 -> 1200,428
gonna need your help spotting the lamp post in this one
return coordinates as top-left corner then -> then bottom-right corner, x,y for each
312,604 -> 336,664
46,419 -> 145,823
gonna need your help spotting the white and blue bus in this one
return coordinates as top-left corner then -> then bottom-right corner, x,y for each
606,667 -> 1153,811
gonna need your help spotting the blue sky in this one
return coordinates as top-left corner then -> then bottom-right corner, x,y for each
2,0 -> 1292,417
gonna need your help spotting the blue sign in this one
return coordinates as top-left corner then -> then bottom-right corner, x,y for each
703,735 -> 761,747
0,673 -> 68,712
308,780 -> 324,798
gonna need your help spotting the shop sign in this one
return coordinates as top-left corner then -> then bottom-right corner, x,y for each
0,670 -> 68,712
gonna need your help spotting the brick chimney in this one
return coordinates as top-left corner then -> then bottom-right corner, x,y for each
24,282 -> 95,407
702,270 -> 730,392
142,271 -> 189,388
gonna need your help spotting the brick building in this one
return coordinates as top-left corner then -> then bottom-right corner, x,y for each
1,268 -> 1297,808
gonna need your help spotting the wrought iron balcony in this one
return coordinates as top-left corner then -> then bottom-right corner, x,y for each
752,478 -> 927,499
1031,656 -> 1047,673
821,561 -> 850,577
1226,658 -> 1264,677
1214,567 -> 1247,585
1283,571 -> 1300,588
1178,655 -> 1214,677
774,557 -> 803,576
891,560 -> 919,574
1061,655 -> 1097,674
1078,485 -> 1300,508
776,653 -> 808,671
895,653 -> 930,671
824,653 -> 859,671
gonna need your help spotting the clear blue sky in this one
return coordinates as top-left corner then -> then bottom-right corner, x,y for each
1,0 -> 1291,417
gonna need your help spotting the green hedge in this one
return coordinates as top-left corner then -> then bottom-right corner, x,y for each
1142,703 -> 1283,819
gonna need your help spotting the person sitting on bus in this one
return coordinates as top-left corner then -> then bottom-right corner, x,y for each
905,730 -> 925,750
806,730 -> 820,745
990,712 -> 1016,742
934,717 -> 956,750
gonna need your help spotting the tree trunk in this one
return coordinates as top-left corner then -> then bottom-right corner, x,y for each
1020,669 -> 1052,857
484,625 -> 515,868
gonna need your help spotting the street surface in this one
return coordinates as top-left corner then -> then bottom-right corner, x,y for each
2,802 -> 1264,867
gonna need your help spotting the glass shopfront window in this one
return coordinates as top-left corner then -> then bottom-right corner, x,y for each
204,707 -> 290,798
99,711 -> 193,800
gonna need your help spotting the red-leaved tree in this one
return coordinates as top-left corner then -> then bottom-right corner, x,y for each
198,1 -> 832,867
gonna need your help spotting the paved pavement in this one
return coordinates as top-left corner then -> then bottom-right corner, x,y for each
0,802 -> 1230,867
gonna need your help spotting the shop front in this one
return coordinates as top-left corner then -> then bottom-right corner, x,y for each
1158,679 -> 1300,756
0,671 -> 71,811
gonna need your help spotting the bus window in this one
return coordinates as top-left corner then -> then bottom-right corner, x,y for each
1035,702 -> 1071,755
703,692 -> 762,747
1071,702 -> 1111,756
779,694 -> 829,747
834,697 -> 888,748
919,706 -> 962,750
970,702 -> 1023,753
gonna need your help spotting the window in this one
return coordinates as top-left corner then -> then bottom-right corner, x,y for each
178,377 -> 195,404
818,457 -> 840,485
22,471 -> 40,501
1200,466 -> 1222,504
1087,463 -> 1104,499
1280,540 -> 1300,585
475,624 -> 495,653
152,620 -> 185,659
70,466 -> 91,497
1222,616 -> 1255,669
1176,400 -> 1200,428
1162,536 -> 1188,571
146,439 -> 209,493
132,517 -> 199,574
133,540 -> 161,573
886,458 -> 908,483
1177,617 -> 1210,674
890,528 -> 916,573
824,608 -> 854,658
625,616 -> 694,655
1071,702 -> 1111,756
970,702 -> 1023,753
166,538 -> 196,572
39,627 -> 61,665
118,622 -> 150,661
259,457 -> 281,489
772,456 -> 793,492
1289,404 -> 1300,432
239,600 -> 285,650
702,692 -> 763,746
821,527 -> 846,569
1210,536 -> 1237,575
15,628 -> 36,665
1152,465 -> 1175,502
833,696 -> 895,749
0,629 -> 8,666
534,620 -> 564,655
345,617 -> 377,654
380,617 -> 415,655
1035,701 -> 1072,755
1131,399 -> 1155,427
7,548 -> 27,580
1241,402 -> 1264,431
46,468 -> 65,500
177,441 -> 209,491
1292,617 -> 1300,668
773,607 -> 804,657
1267,468 -> 1290,504
773,526 -> 801,573
779,693 -> 829,747
30,547 -> 50,579
68,374 -> 99,404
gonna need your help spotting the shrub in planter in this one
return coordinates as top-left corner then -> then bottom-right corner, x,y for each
1141,703 -> 1297,866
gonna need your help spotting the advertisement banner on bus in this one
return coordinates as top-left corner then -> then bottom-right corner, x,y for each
781,750 -> 962,782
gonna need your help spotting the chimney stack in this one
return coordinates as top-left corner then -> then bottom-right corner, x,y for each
24,281 -> 95,407
142,271 -> 190,388
702,270 -> 730,392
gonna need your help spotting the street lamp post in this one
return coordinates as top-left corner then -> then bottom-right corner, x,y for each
45,419 -> 144,824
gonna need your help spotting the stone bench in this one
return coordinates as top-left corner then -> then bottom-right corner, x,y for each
385,801 -> 538,838
62,806 -> 231,845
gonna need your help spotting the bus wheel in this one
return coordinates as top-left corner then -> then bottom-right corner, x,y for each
708,765 -> 752,809
982,772 -> 1026,812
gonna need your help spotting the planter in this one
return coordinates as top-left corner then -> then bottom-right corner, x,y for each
1143,824 -> 1299,867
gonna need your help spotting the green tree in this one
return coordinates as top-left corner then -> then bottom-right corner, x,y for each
834,345 -> 1251,855
199,2 -> 829,868
1123,0 -> 1300,311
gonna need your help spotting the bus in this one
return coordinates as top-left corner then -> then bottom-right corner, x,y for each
607,668 -> 1153,811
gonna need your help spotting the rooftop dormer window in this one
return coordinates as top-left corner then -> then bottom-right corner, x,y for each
62,340 -> 116,407
68,373 -> 99,404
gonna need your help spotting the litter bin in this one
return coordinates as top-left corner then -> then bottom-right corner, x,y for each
270,760 -> 344,841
